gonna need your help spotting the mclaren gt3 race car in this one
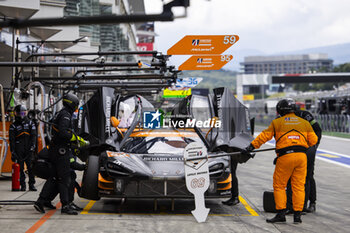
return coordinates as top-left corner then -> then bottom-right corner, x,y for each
76,87 -> 254,200
83,129 -> 232,199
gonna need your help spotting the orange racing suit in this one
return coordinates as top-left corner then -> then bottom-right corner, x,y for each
251,113 -> 318,211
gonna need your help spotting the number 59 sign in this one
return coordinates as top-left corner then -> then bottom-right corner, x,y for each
167,35 -> 239,55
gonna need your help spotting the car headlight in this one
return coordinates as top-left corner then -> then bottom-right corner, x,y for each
107,161 -> 122,170
106,161 -> 130,175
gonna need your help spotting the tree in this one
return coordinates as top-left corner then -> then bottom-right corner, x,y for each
333,63 -> 350,72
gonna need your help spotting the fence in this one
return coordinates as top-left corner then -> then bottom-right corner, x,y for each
251,113 -> 350,133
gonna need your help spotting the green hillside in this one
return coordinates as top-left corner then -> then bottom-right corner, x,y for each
179,69 -> 238,91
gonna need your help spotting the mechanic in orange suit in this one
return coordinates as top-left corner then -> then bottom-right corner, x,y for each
242,98 -> 318,224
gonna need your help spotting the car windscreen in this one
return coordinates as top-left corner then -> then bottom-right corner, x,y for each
121,136 -> 203,154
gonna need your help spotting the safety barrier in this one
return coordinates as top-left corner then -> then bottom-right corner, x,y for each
251,113 -> 350,133
315,114 -> 350,133
251,114 -> 275,127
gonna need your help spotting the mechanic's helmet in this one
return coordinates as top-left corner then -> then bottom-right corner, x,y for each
276,98 -> 296,116
62,93 -> 79,111
14,105 -> 27,120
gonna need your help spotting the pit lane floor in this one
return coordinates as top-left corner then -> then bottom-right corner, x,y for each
0,134 -> 349,233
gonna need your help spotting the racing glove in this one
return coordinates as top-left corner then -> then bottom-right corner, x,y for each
71,134 -> 90,147
241,144 -> 256,158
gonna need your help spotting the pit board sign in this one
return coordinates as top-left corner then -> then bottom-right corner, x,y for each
179,55 -> 233,70
184,142 -> 210,223
167,35 -> 239,55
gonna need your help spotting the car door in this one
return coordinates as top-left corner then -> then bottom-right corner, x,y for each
211,87 -> 254,151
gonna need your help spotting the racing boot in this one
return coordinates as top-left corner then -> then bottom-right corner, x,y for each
222,196 -> 240,206
29,184 -> 37,191
34,201 -> 45,214
61,205 -> 78,215
266,209 -> 286,223
285,208 -> 306,215
294,211 -> 302,224
69,202 -> 83,211
306,202 -> 316,213
43,202 -> 56,210
285,208 -> 293,215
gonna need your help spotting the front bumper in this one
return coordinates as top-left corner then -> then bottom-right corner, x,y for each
98,172 -> 231,198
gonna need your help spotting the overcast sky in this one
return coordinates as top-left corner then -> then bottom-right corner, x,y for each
144,0 -> 350,70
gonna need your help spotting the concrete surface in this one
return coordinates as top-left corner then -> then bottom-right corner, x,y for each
0,133 -> 349,233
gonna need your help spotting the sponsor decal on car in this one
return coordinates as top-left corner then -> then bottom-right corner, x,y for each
220,190 -> 231,195
105,96 -> 111,134
143,156 -> 184,161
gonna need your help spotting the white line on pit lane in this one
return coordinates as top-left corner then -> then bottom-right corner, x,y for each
264,142 -> 350,169
316,157 -> 350,169
256,136 -> 350,158
255,132 -> 350,143
321,135 -> 350,142
317,148 -> 350,159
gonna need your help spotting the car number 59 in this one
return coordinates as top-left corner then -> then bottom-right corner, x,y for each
223,35 -> 236,44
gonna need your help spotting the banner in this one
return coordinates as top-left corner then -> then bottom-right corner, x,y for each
175,77 -> 203,89
163,88 -> 191,98
137,42 -> 154,56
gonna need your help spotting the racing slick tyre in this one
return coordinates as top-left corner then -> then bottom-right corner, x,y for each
80,155 -> 100,200
263,191 -> 277,213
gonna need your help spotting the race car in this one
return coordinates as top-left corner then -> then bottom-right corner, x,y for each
76,87 -> 254,200
82,128 -> 232,200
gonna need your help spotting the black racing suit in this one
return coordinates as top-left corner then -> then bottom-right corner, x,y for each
68,155 -> 85,202
9,116 -> 37,188
287,110 -> 322,210
45,107 -> 74,206
230,159 -> 239,198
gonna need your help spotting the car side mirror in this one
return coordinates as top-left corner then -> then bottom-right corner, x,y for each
111,116 -> 120,128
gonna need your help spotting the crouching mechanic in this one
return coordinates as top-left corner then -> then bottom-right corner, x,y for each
242,99 -> 318,224
37,93 -> 89,215
34,151 -> 86,213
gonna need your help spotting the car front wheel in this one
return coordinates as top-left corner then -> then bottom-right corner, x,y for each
80,155 -> 100,200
